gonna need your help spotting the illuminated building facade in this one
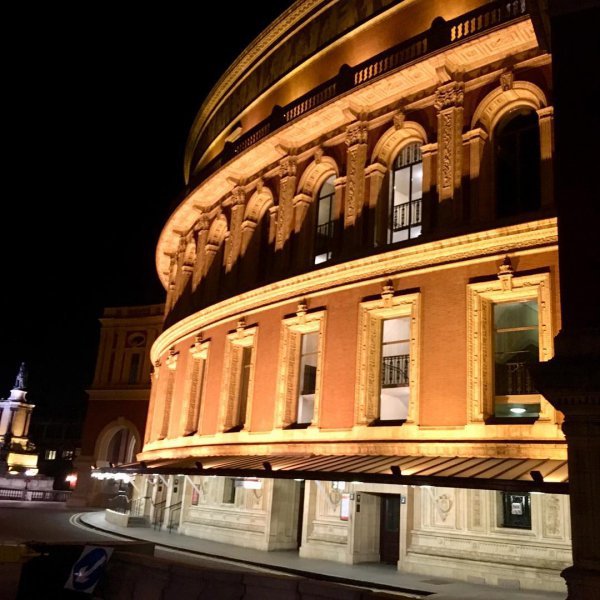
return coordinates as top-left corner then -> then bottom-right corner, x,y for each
120,0 -> 591,593
70,304 -> 163,506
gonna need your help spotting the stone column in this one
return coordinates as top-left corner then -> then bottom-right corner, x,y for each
462,128 -> 488,224
192,215 -> 209,291
420,142 -> 437,234
224,187 -> 246,273
343,121 -> 368,253
530,2 -> 600,597
160,351 -> 178,440
293,193 -> 312,271
537,106 -> 554,210
434,82 -> 464,228
274,156 -> 297,274
164,254 -> 177,315
145,360 -> 161,444
364,162 -> 387,247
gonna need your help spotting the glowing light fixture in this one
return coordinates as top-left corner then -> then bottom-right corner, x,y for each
510,407 -> 527,414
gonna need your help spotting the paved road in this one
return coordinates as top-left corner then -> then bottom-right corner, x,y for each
0,504 -> 112,545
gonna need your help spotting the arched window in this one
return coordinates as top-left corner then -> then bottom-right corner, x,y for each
495,109 -> 541,218
388,143 -> 422,243
313,175 -> 335,265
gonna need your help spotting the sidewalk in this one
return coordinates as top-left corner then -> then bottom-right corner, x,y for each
77,511 -> 564,600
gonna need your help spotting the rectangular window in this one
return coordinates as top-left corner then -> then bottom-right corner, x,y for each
380,317 -> 411,421
220,326 -> 257,433
45,450 -> 57,460
356,292 -> 420,426
501,492 -> 532,529
297,332 -> 318,424
235,346 -> 253,428
276,309 -> 325,429
493,300 -> 540,418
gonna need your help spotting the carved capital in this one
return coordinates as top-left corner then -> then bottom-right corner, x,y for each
166,349 -> 179,370
231,186 -> 246,207
194,214 -> 210,231
279,156 -> 297,179
345,121 -> 368,147
434,82 -> 464,110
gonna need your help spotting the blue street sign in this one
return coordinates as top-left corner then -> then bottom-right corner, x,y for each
65,546 -> 114,593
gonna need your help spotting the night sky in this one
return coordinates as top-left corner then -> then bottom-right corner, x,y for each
2,3 -> 294,417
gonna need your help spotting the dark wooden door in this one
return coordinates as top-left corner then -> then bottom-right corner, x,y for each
379,494 -> 400,564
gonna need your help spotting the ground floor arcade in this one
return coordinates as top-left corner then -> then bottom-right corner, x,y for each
116,473 -> 570,594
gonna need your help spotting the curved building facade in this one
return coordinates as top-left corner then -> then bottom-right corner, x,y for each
129,1 -> 571,592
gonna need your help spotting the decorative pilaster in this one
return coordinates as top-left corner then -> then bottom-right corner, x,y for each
159,351 -> 178,440
434,82 -> 464,214
344,120 -> 368,229
364,162 -> 387,247
293,193 -> 312,271
275,156 -> 297,251
192,214 -> 210,290
225,186 -> 246,273
420,142 -> 437,234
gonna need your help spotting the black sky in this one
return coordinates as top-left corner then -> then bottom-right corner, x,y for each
2,3 -> 294,416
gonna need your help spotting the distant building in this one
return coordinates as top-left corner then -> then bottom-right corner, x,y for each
29,417 -> 81,490
70,304 -> 163,506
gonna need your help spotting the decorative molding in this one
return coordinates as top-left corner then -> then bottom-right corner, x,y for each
219,325 -> 258,432
152,220 -> 558,363
355,292 -> 421,426
275,308 -> 326,429
371,121 -> 428,167
471,81 -> 547,131
466,270 -> 555,423
434,82 -> 464,111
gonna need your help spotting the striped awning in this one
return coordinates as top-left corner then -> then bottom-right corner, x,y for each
103,454 -> 569,494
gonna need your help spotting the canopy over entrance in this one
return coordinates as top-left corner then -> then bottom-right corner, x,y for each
100,453 -> 569,494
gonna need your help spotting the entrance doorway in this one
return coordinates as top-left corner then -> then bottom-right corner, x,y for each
379,494 -> 400,564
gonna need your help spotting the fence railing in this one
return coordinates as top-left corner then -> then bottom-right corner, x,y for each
0,487 -> 71,502
193,0 -> 528,186
495,360 -> 537,395
381,354 -> 409,388
392,199 -> 422,231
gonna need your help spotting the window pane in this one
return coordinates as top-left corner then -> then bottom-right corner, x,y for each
379,317 -> 410,421
494,300 -> 540,417
297,332 -> 318,423
411,162 -> 423,200
393,168 -> 410,206
317,195 -> 332,226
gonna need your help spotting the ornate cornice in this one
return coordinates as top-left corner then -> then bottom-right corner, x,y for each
151,219 -> 558,363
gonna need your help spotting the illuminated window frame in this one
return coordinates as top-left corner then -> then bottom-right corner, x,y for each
467,271 -> 555,423
355,291 -> 420,426
275,305 -> 326,429
181,337 -> 210,436
219,324 -> 257,432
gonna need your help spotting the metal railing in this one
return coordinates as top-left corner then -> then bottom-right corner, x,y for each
392,199 -> 422,231
315,221 -> 335,256
193,0 -> 528,185
0,487 -> 71,502
495,360 -> 537,395
381,354 -> 409,388
167,501 -> 183,533
152,500 -> 167,530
